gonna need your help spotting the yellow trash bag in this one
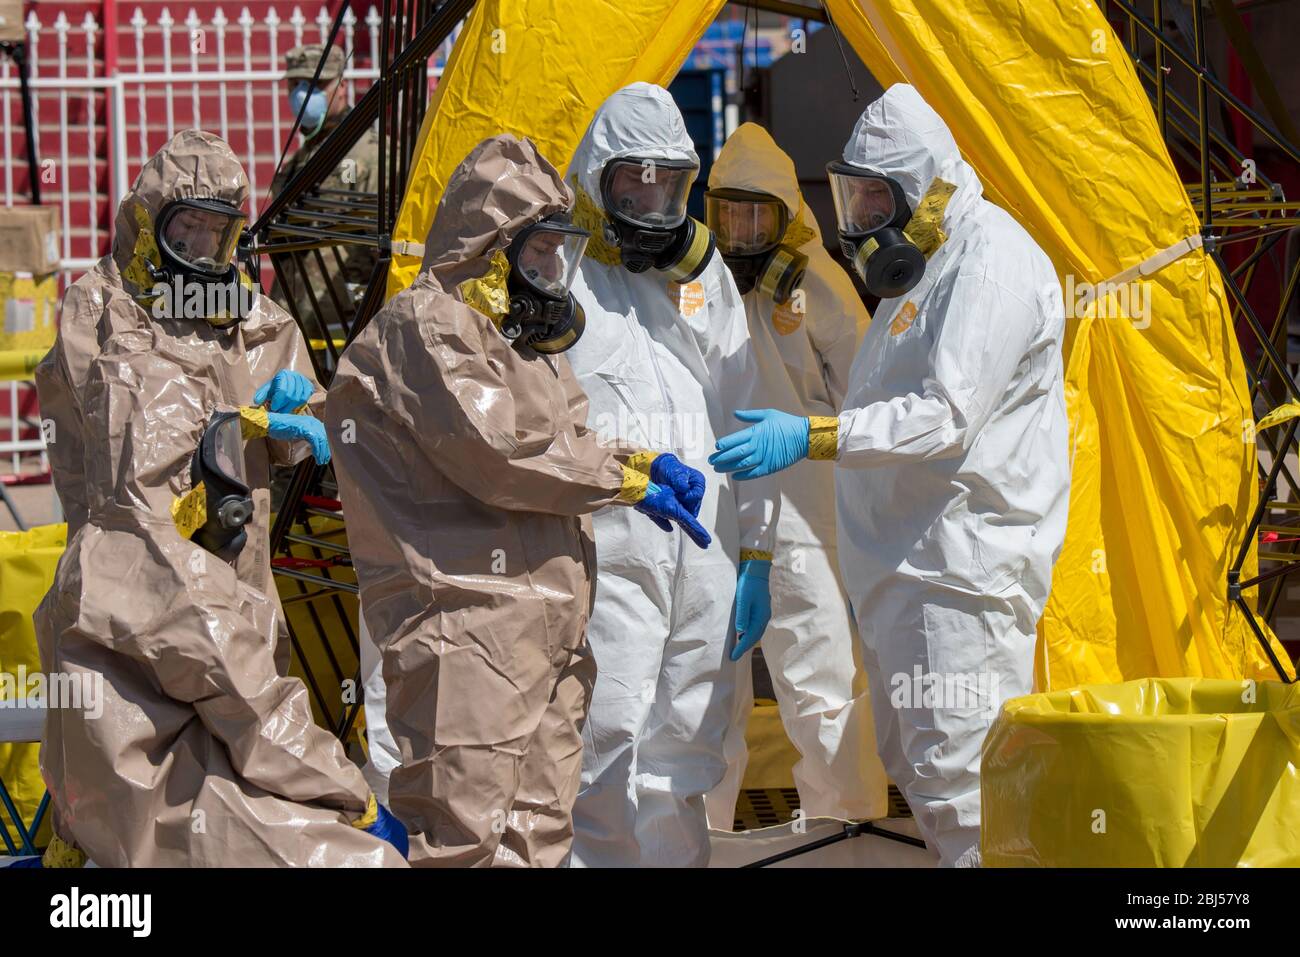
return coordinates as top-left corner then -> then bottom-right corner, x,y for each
982,677 -> 1300,867
0,523 -> 66,849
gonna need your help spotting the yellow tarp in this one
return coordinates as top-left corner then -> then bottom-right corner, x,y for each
822,1 -> 1286,686
386,0 -> 726,297
982,677 -> 1300,866
0,523 -> 65,850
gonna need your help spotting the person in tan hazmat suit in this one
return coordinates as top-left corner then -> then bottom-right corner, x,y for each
326,133 -> 712,868
33,129 -> 408,867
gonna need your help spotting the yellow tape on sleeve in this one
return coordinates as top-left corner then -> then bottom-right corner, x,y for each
617,464 -> 650,504
627,451 -> 659,476
352,792 -> 379,829
807,415 -> 839,461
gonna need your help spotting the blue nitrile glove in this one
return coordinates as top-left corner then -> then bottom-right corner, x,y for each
650,453 -> 706,518
709,409 -> 809,480
266,411 -> 331,464
731,559 -> 772,661
253,369 -> 316,414
636,482 -> 712,549
364,803 -> 410,859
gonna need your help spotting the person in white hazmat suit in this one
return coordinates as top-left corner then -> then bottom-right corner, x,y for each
701,123 -> 889,824
709,84 -> 1070,866
563,83 -> 781,867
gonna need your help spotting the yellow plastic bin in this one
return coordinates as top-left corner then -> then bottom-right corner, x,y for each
0,523 -> 66,851
982,676 -> 1300,867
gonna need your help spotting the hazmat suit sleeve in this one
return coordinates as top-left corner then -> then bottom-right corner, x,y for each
689,263 -> 781,553
802,254 -> 870,410
34,277 -> 118,533
835,263 -> 1043,467
372,288 -> 639,515
76,333 -> 372,815
34,339 -> 88,531
258,307 -> 328,468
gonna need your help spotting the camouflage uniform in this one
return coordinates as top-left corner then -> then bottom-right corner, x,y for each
269,44 -> 381,339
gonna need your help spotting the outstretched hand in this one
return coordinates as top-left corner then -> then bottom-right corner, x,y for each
708,409 -> 809,480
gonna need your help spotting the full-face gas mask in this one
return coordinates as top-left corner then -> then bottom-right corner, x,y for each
599,157 -> 714,283
500,214 -> 590,355
826,161 -> 925,298
148,197 -> 253,326
187,410 -> 254,562
704,187 -> 807,304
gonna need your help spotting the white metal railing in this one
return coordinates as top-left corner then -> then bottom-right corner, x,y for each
0,5 -> 458,482
0,5 -> 456,285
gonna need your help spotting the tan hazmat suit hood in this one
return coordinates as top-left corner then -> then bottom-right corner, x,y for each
326,134 -> 649,867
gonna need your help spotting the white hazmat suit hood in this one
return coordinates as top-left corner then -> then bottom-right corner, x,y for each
830,84 -> 1071,866
563,83 -> 779,867
703,123 -> 888,825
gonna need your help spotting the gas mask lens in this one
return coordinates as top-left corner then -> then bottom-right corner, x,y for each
600,158 -> 695,229
157,199 -> 246,275
211,413 -> 247,489
190,410 -> 254,560
827,163 -> 899,236
513,224 -> 589,298
705,189 -> 788,256
502,216 -> 591,355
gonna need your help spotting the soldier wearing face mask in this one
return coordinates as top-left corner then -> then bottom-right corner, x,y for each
269,43 -> 380,335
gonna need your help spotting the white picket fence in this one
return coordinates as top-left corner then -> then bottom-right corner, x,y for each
0,5 -> 456,479
0,5 -> 456,281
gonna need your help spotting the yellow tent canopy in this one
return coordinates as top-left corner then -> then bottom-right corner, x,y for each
387,0 -> 1290,688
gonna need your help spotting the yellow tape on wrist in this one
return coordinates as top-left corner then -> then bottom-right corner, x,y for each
617,464 -> 650,504
239,405 -> 270,439
171,480 -> 207,541
42,833 -> 87,868
739,549 -> 773,563
352,792 -> 379,829
627,451 -> 659,476
808,415 -> 839,461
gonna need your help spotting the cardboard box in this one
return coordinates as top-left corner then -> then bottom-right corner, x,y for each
0,206 -> 61,274
0,1 -> 24,43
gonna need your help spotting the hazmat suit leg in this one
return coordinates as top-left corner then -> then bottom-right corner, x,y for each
378,571 -> 592,868
503,640 -> 596,867
572,556 -> 737,868
763,543 -> 883,820
855,584 -> 1036,866
570,563 -> 671,866
358,613 -> 399,805
632,558 -> 739,866
705,650 -> 752,830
